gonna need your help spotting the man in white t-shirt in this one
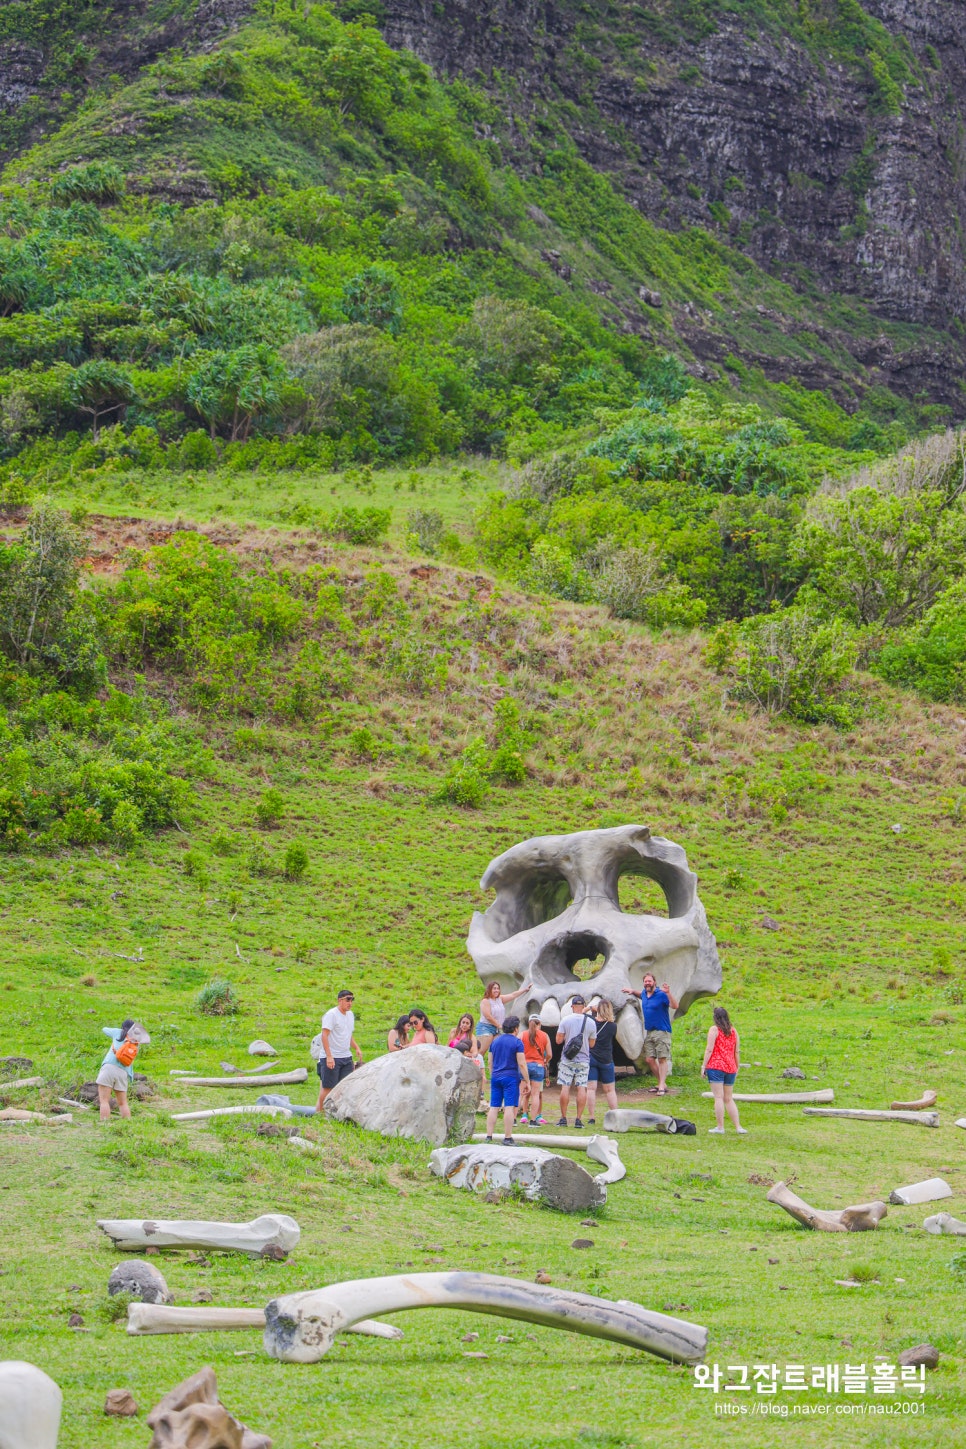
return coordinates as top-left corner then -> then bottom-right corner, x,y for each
315,989 -> 364,1110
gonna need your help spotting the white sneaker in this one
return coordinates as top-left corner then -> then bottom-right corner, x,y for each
708,1126 -> 724,1134
736,1126 -> 749,1134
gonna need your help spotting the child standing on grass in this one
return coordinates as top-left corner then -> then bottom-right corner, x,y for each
700,1006 -> 746,1135
96,1019 -> 148,1122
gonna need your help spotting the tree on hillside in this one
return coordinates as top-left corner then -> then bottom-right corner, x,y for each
66,359 -> 135,439
341,267 -> 402,335
186,345 -> 286,441
0,503 -> 102,689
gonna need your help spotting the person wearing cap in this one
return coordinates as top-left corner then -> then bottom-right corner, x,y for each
554,995 -> 596,1129
520,1013 -> 552,1126
315,989 -> 364,1110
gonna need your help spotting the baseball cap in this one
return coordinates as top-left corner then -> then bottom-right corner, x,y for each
571,994 -> 586,1005
337,989 -> 355,1000
528,1012 -> 541,1022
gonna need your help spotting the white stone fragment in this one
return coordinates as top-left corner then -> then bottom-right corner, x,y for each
889,1179 -> 952,1206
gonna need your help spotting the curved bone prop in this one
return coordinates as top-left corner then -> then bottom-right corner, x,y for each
173,1070 -> 307,1088
466,827 -> 721,1061
766,1181 -> 887,1232
603,1108 -> 676,1134
803,1107 -> 939,1127
126,1303 -> 402,1340
0,1361 -> 62,1449
701,1089 -> 834,1104
264,1272 -> 707,1364
890,1091 -> 937,1111
97,1213 -> 299,1255
472,1132 -> 626,1183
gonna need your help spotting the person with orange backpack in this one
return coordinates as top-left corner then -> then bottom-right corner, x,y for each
96,1019 -> 149,1122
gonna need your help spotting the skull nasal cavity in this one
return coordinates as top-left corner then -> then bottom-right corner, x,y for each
533,932 -> 610,986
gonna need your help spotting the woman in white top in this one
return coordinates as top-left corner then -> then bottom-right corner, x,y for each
476,980 -> 532,1062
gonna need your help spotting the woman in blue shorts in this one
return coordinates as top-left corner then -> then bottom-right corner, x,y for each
476,979 -> 531,1072
484,1017 -> 526,1145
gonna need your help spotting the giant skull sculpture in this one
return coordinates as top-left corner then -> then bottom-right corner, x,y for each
466,825 -> 721,1065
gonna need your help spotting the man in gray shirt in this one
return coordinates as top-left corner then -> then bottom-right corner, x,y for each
554,995 -> 596,1129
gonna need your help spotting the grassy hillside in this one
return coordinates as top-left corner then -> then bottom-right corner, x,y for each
3,514 -> 966,1445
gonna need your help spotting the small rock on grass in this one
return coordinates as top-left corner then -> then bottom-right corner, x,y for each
898,1344 -> 939,1369
571,1238 -> 594,1249
461,1332 -> 479,1342
781,1067 -> 806,1080
68,1312 -> 84,1328
104,1389 -> 138,1417
193,1288 -> 213,1303
463,1351 -> 489,1359
535,1270 -> 551,1285
108,1259 -> 172,1305
580,1218 -> 599,1227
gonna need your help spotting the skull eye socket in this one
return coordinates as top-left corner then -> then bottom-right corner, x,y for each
617,874 -> 669,916
484,869 -> 574,944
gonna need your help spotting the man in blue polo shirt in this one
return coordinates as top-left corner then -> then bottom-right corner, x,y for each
622,972 -> 678,1095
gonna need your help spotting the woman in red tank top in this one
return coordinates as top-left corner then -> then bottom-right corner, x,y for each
701,1006 -> 746,1135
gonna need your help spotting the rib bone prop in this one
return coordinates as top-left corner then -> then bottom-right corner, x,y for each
700,1089 -> 834,1104
889,1179 -> 951,1206
890,1091 -> 937,1111
472,1132 -> 626,1183
766,1181 -> 887,1232
263,1272 -> 707,1364
97,1213 -> 300,1255
803,1108 -> 939,1127
126,1303 -> 402,1340
173,1070 -> 307,1088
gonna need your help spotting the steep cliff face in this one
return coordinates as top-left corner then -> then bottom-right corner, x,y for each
378,1 -> 966,332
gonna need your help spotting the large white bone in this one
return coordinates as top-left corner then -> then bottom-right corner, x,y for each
472,1132 -> 626,1183
0,1109 -> 72,1124
0,1076 -> 45,1090
889,1179 -> 952,1206
264,1272 -> 708,1364
126,1303 -> 402,1340
700,1089 -> 834,1104
803,1108 -> 939,1127
466,826 -> 721,1046
923,1212 -> 966,1236
97,1213 -> 300,1254
174,1069 -> 307,1088
766,1181 -> 887,1232
0,1361 -> 62,1449
171,1105 -> 294,1122
603,1108 -> 676,1133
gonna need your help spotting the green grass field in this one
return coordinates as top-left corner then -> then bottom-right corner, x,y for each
2,515 -> 966,1446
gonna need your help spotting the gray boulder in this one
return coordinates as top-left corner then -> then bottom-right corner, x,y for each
108,1259 -> 172,1305
780,1067 -> 806,1079
430,1143 -> 606,1213
323,1046 -> 481,1146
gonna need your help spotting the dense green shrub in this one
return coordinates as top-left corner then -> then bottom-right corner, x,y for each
196,979 -> 240,1016
706,608 -> 859,725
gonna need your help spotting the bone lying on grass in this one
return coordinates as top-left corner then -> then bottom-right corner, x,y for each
430,1143 -> 606,1211
802,1107 -> 939,1127
889,1178 -> 952,1206
472,1132 -> 626,1183
0,1077 -> 45,1091
97,1213 -> 300,1255
173,1069 -> 306,1088
923,1212 -> 966,1236
602,1108 -> 676,1134
263,1271 -> 708,1364
766,1180 -> 888,1232
890,1090 -> 938,1111
171,1105 -> 294,1122
700,1089 -> 834,1104
0,1108 -> 72,1124
126,1303 -> 402,1340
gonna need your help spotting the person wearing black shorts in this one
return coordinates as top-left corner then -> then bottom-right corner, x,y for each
315,989 -> 364,1110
